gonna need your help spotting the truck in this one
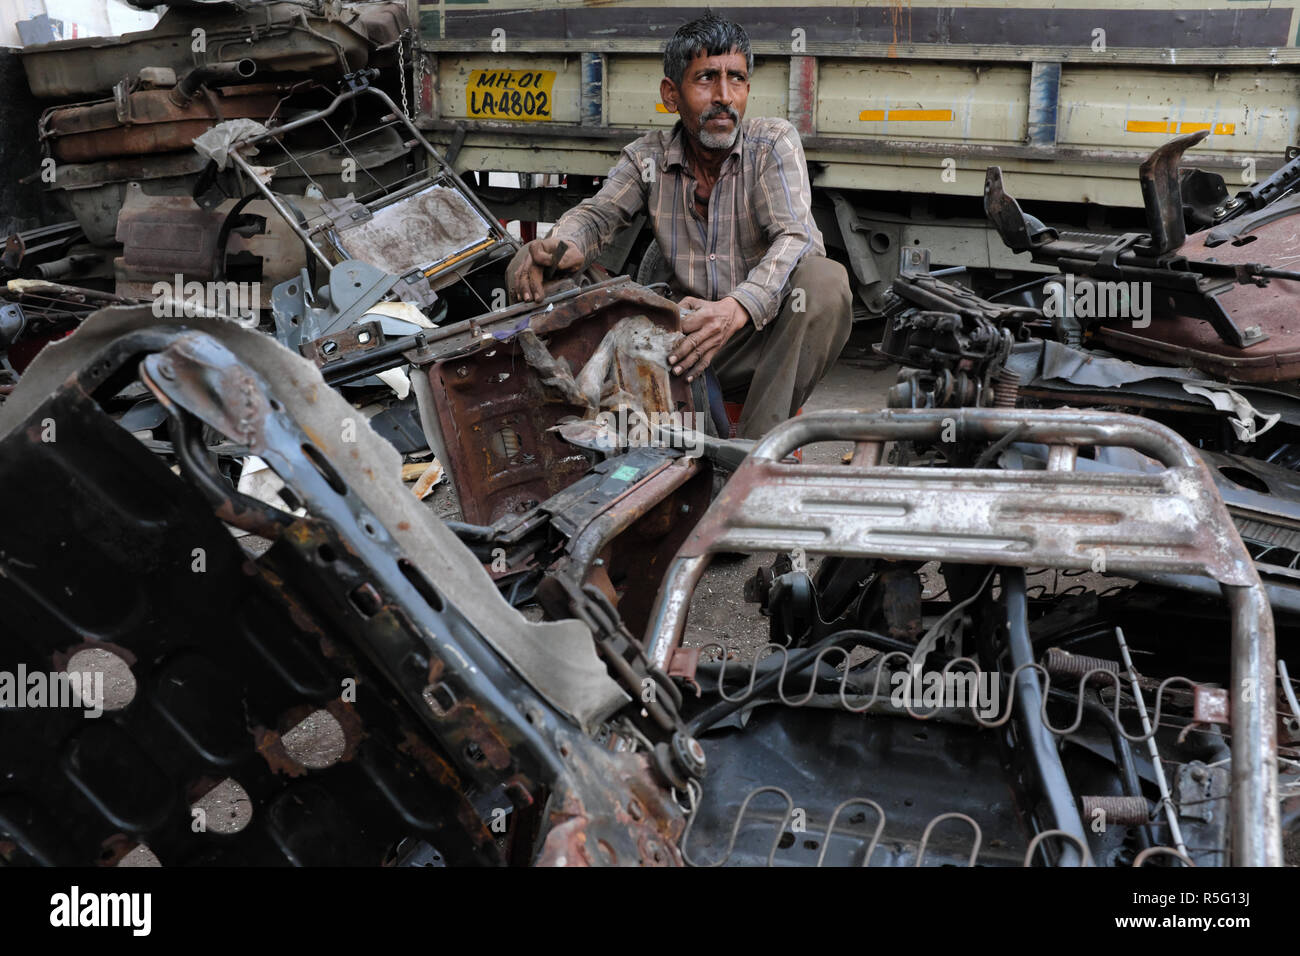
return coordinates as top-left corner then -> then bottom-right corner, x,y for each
411,0 -> 1300,316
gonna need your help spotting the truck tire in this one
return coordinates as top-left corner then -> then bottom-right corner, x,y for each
636,238 -> 672,287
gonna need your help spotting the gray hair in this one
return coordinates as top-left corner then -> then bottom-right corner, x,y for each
662,12 -> 753,88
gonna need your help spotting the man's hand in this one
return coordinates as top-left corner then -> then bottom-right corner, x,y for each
506,237 -> 585,303
668,296 -> 750,382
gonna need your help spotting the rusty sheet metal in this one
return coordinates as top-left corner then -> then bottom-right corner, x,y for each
661,409 -> 1258,587
555,456 -> 711,639
114,187 -> 321,306
19,2 -> 398,99
427,281 -> 690,525
115,185 -> 226,277
127,324 -> 683,864
41,85 -> 285,163
536,750 -> 684,867
1094,204 -> 1300,382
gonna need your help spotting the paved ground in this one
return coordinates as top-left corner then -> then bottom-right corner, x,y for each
683,330 -> 895,658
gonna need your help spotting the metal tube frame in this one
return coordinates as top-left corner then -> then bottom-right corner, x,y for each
644,407 -> 1280,866
224,72 -> 518,276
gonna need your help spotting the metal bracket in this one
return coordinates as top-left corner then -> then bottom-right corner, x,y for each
270,259 -> 398,351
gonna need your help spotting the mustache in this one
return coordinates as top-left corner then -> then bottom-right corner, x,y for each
701,106 -> 738,123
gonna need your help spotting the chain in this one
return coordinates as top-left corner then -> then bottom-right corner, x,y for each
397,28 -> 411,119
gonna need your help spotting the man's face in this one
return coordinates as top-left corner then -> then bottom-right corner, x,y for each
660,49 -> 750,151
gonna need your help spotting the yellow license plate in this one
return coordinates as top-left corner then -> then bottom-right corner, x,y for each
466,69 -> 556,121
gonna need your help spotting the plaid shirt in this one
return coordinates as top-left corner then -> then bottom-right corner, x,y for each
548,117 -> 825,330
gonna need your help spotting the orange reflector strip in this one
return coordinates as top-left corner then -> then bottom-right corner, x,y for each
655,103 -> 671,113
859,108 -> 953,122
1125,120 -> 1235,135
1127,120 -> 1172,133
422,237 -> 499,278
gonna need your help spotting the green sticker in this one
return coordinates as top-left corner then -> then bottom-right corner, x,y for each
611,465 -> 639,482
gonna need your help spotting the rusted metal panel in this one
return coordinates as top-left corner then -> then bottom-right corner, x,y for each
787,55 -> 817,138
41,84 -> 285,164
19,2 -> 400,99
426,280 -> 690,525
114,184 -> 226,277
1093,204 -> 1300,381
113,186 -> 323,307
0,308 -> 690,864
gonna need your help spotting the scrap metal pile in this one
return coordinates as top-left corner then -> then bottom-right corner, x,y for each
0,12 -> 1297,864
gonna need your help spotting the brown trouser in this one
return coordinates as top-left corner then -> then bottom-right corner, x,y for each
713,255 -> 853,439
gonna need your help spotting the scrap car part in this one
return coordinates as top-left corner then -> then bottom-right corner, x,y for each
114,187 -> 324,310
0,306 -> 690,866
418,279 -> 692,525
48,118 -> 412,248
878,257 -> 1036,409
985,133 -> 1300,356
645,408 -> 1281,865
39,73 -> 275,164
453,445 -> 712,637
18,1 -> 402,99
225,70 -> 514,305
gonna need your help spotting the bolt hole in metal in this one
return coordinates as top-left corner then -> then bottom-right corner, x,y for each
65,647 -> 136,711
348,582 -> 383,616
281,709 -> 346,769
423,682 -> 456,716
300,442 -> 348,496
398,558 -> 445,612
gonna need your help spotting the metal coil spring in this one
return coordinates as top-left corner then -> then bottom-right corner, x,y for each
679,784 -> 1142,867
992,369 -> 1021,408
695,640 -> 1205,744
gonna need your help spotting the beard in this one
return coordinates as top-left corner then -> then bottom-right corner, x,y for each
695,106 -> 740,149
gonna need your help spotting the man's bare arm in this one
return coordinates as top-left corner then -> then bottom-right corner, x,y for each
547,148 -> 650,268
